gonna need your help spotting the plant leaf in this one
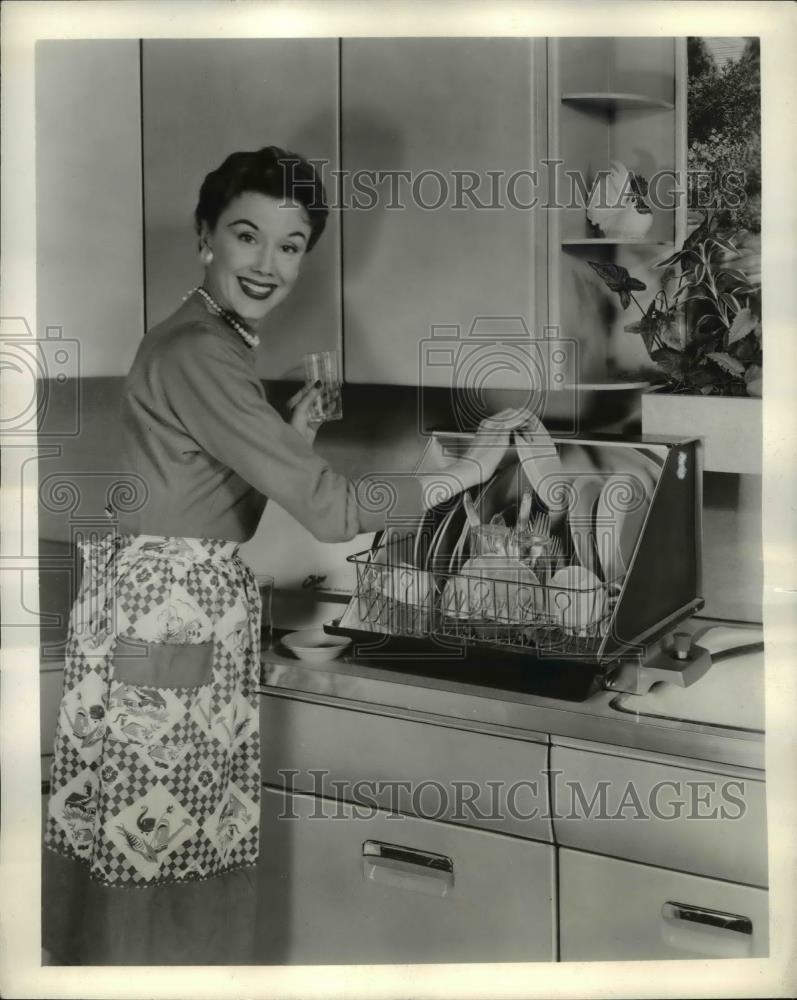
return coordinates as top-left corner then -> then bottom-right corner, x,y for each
624,320 -> 647,334
650,348 -> 686,379
727,307 -> 758,344
733,337 -> 759,362
618,289 -> 631,310
707,351 -> 745,375
587,260 -> 633,293
658,315 -> 683,350
627,277 -> 648,292
682,214 -> 712,253
707,235 -> 738,255
654,248 -> 685,269
744,364 -> 763,397
718,268 -> 753,286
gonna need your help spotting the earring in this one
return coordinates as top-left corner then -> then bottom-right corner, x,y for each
200,246 -> 214,266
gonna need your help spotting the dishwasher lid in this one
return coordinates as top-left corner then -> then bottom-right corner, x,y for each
610,625 -> 765,732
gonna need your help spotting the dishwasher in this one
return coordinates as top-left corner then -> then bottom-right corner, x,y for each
329,432 -> 713,701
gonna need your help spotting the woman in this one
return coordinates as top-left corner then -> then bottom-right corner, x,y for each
43,145 -> 530,964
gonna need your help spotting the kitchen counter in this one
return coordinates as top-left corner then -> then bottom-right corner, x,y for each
260,617 -> 765,773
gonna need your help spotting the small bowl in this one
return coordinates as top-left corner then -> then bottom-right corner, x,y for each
282,628 -> 352,662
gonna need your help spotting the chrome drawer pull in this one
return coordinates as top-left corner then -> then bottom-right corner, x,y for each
662,901 -> 753,936
362,841 -> 454,896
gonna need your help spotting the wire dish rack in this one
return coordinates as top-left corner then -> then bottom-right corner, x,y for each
347,542 -> 619,658
330,437 -> 704,688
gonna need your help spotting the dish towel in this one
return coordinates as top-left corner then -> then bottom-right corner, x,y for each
44,532 -> 261,888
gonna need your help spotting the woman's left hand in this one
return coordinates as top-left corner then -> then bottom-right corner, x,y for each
287,382 -> 323,445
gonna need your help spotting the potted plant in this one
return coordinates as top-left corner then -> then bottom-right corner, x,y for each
587,213 -> 762,473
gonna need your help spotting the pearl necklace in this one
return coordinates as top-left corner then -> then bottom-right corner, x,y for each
186,286 -> 261,349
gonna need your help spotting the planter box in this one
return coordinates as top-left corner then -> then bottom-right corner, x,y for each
642,390 -> 762,474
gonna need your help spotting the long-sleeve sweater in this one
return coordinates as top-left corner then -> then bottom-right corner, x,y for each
117,292 -> 424,542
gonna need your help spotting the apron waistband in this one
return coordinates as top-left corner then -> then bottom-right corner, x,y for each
78,532 -> 241,568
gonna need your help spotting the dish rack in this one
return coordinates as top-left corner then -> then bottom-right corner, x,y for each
348,546 -> 617,658
328,434 -> 706,700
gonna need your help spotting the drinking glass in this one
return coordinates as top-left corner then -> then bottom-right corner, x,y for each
303,350 -> 343,422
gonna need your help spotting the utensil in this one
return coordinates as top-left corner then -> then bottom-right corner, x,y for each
531,511 -> 550,537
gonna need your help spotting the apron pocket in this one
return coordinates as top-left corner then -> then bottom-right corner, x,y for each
111,638 -> 214,690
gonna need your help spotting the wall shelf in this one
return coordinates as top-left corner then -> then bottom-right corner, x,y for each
567,381 -> 651,391
548,38 -> 687,382
561,92 -> 675,111
561,238 -> 670,247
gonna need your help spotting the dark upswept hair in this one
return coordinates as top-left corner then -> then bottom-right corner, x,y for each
194,145 -> 328,252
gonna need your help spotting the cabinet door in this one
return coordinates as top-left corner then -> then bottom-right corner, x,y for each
260,693 -> 553,842
141,39 -> 341,379
255,786 -> 556,965
551,745 -> 768,888
559,848 -> 768,960
36,40 -> 144,375
341,38 -> 549,387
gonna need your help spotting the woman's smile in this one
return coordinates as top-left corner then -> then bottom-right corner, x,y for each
237,276 -> 278,301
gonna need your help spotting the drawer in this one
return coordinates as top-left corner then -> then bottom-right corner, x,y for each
260,693 -> 552,841
40,668 -> 64,756
551,746 -> 767,887
256,785 -> 556,965
559,848 -> 768,960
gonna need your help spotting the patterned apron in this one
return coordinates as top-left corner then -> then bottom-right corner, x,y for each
44,533 -> 262,888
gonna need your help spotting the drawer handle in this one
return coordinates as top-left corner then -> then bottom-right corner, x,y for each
661,901 -> 754,958
662,901 -> 753,935
362,841 -> 454,897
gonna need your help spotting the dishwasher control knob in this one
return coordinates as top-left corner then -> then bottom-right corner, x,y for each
672,633 -> 692,660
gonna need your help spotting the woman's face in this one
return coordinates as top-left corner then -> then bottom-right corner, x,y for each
201,191 -> 312,323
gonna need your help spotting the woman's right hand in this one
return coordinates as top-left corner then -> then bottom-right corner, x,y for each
419,408 -> 536,505
287,381 -> 323,445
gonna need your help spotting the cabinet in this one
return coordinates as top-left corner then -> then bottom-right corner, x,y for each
341,38 -> 550,387
260,692 -> 553,842
551,744 -> 768,888
255,785 -> 556,965
36,40 -> 145,376
547,37 -> 686,380
559,848 -> 768,960
141,39 -> 341,379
